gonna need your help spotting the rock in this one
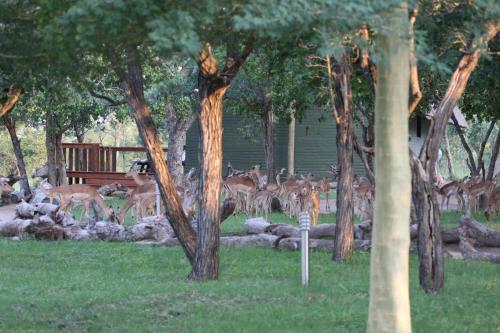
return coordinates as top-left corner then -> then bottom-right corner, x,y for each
16,201 -> 35,218
244,217 -> 270,234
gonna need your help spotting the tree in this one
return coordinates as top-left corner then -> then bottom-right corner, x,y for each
367,2 -> 412,332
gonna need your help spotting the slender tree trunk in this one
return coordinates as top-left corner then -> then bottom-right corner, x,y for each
367,3 -> 412,332
476,120 -> 496,178
417,22 -> 498,293
45,109 -> 67,186
487,130 -> 500,181
261,93 -> 275,184
451,114 -> 478,175
122,52 -> 197,265
443,130 -> 455,178
3,115 -> 31,197
165,104 -> 195,187
288,112 -> 295,177
332,55 -> 355,262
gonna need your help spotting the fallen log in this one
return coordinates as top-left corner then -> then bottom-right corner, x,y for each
244,217 -> 270,234
459,215 -> 500,247
442,227 -> 459,244
458,226 -> 500,263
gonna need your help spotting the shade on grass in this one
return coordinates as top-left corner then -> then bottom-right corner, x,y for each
0,239 -> 498,332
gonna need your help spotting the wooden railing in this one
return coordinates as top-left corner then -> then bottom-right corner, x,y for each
62,143 -> 167,187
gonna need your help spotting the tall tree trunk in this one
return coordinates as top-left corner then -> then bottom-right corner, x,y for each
332,55 -> 355,262
476,120 -> 496,178
189,41 -> 252,280
417,22 -> 498,293
487,130 -> 500,181
287,112 -> 295,177
121,52 -> 197,265
189,45 -> 226,281
261,92 -> 275,184
443,130 -> 455,178
165,104 -> 195,187
3,115 -> 31,197
367,3 -> 412,332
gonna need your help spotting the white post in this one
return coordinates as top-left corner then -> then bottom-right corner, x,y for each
299,211 -> 310,287
155,183 -> 161,216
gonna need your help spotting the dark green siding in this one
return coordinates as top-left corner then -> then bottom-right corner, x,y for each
185,108 -> 365,178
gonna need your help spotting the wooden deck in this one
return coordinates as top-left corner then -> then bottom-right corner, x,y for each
62,143 -> 167,188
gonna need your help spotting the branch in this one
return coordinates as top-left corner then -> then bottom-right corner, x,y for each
408,8 -> 422,115
89,89 -> 127,106
221,36 -> 255,83
477,119 -> 496,175
0,52 -> 43,59
326,56 -> 340,124
0,86 -> 22,118
451,113 -> 477,175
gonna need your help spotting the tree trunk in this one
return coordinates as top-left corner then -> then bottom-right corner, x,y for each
45,109 -> 67,186
261,92 -> 275,184
287,112 -> 295,177
3,115 -> 31,198
332,55 -> 355,262
165,104 -> 195,187
451,113 -> 478,175
121,52 -> 197,265
367,3 -> 412,332
417,22 -> 498,293
486,130 -> 500,181
443,130 -> 455,178
189,46 -> 226,281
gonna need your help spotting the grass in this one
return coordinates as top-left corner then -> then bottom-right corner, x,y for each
0,239 -> 498,333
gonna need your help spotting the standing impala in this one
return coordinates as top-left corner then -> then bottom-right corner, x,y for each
0,177 -> 14,199
40,184 -> 115,223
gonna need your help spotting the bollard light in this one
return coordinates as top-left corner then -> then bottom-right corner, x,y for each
299,211 -> 310,287
155,183 -> 161,216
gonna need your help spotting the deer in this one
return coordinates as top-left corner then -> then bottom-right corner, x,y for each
463,179 -> 494,212
436,180 -> 466,210
40,184 -> 115,223
117,171 -> 157,224
354,175 -> 374,220
307,187 -> 320,226
316,177 -> 332,211
0,177 -> 14,199
484,186 -> 500,220
223,174 -> 257,214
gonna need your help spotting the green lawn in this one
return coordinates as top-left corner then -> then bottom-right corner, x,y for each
0,239 -> 498,333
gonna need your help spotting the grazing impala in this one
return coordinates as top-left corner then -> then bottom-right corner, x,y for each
40,184 -> 115,223
0,177 -> 14,198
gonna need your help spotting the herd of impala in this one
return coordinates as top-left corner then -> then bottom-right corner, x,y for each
3,162 -> 500,225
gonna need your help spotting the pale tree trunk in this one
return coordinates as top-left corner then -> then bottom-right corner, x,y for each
443,130 -> 455,178
3,115 -> 31,198
261,89 -> 275,184
417,22 -> 498,293
165,104 -> 196,187
367,2 -> 412,332
331,54 -> 355,262
487,130 -> 500,181
189,42 -> 252,281
287,112 -> 295,177
121,51 -> 197,265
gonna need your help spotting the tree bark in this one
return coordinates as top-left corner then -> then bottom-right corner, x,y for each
121,51 -> 197,265
45,108 -> 67,187
3,115 -> 31,198
287,112 -> 295,177
189,42 -> 252,280
443,130 -> 455,178
332,54 -> 355,263
417,22 -> 498,293
487,130 -> 500,181
367,3 -> 412,332
261,89 -> 275,184
0,86 -> 22,118
165,104 -> 195,186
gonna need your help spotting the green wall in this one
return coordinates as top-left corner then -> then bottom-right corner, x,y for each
185,108 -> 365,178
